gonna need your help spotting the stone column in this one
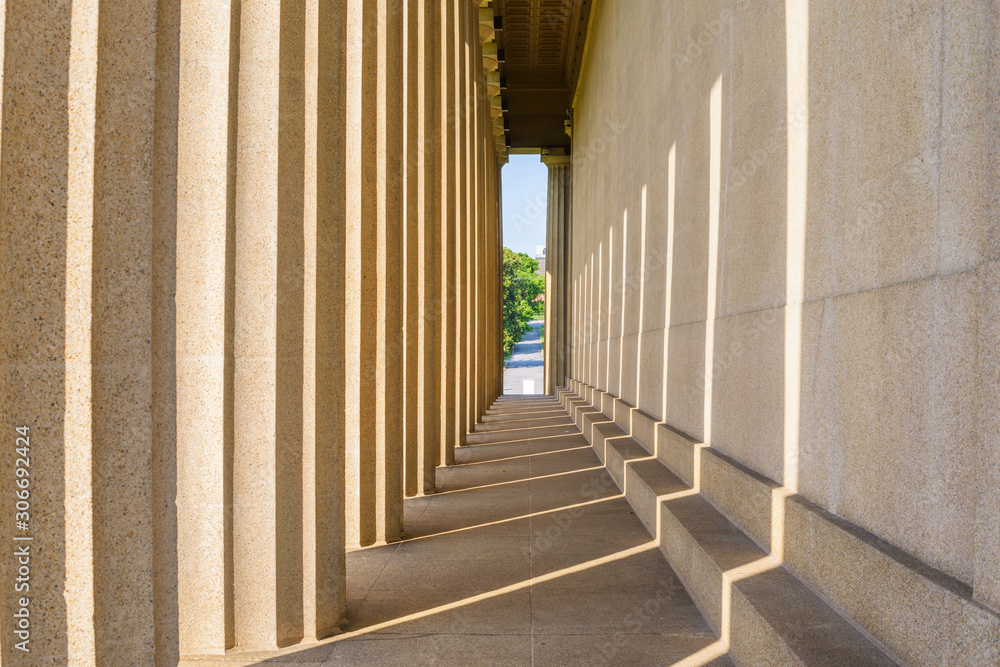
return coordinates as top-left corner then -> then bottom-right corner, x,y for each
486,119 -> 494,414
543,154 -> 572,394
454,0 -> 469,451
311,0 -> 349,637
452,2 -> 469,446
560,158 -> 572,390
418,0 -> 442,493
477,95 -> 488,414
344,0 -> 373,546
233,0 -> 309,647
494,144 -> 503,402
172,0 -> 234,654
403,0 -> 422,496
466,69 -> 480,432
346,0 -> 402,546
0,0 -> 159,662
479,71 -> 490,408
440,0 -> 457,466
376,0 -> 404,543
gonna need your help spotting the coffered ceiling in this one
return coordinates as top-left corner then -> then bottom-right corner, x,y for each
492,0 -> 594,149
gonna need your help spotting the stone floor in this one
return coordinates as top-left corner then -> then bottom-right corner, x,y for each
181,395 -> 731,666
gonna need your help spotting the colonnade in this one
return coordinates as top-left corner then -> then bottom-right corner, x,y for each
0,0 -> 504,662
543,153 -> 572,394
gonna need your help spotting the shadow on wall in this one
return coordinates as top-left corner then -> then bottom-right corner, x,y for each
568,1 -> 806,510
568,0 -> 1000,662
571,0 -> 811,656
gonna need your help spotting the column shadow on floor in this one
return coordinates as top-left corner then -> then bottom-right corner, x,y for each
223,396 -> 731,666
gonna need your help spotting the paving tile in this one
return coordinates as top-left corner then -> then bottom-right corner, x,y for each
532,633 -> 731,667
392,534 -> 530,561
350,588 -> 532,634
530,583 -> 708,635
324,633 -> 532,666
530,536 -> 670,582
371,554 -> 530,592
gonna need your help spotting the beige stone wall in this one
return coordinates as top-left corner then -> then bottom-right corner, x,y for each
569,0 -> 999,610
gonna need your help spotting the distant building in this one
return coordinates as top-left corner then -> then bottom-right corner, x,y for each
536,245 -> 546,277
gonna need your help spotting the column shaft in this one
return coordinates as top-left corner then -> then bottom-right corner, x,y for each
375,0 -> 404,543
454,0 -> 469,452
0,0 -> 162,661
173,0 -> 234,653
542,156 -> 571,394
308,0 -> 347,637
345,0 -> 384,546
466,69 -> 479,431
544,168 -> 555,393
418,0 -> 442,493
233,0 -> 307,647
441,0 -> 458,466
403,0 -> 422,496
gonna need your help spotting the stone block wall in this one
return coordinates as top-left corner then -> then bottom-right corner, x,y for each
569,0 -> 998,621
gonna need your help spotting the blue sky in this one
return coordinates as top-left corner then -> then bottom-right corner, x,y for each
501,154 -> 548,258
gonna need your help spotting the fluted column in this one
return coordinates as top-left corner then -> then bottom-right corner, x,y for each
418,0 -> 443,493
0,0 -> 159,662
375,0 -> 404,543
466,61 -> 480,433
453,0 -> 469,451
311,0 -> 349,637
455,0 -> 468,448
233,0 -> 311,647
543,154 -> 572,394
403,0 -> 422,496
440,0 -> 457,466
345,0 -> 403,546
173,0 -> 234,654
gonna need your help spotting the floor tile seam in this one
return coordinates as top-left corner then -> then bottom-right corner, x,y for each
527,583 -> 687,593
532,631 -> 716,637
338,632 -> 535,639
363,588 -> 532,596
349,542 -> 402,609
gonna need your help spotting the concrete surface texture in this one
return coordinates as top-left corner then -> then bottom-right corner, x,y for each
504,319 -> 545,395
177,396 -> 734,666
565,0 -> 1000,662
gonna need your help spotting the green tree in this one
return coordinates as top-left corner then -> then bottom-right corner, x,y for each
502,248 -> 545,358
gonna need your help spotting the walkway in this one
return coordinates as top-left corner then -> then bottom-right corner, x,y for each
179,395 -> 731,665
332,395 -> 731,666
504,319 -> 544,395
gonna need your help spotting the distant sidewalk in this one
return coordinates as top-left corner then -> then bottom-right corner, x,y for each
503,319 -> 544,395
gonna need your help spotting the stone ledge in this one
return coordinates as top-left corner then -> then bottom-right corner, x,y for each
562,377 -> 1000,666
